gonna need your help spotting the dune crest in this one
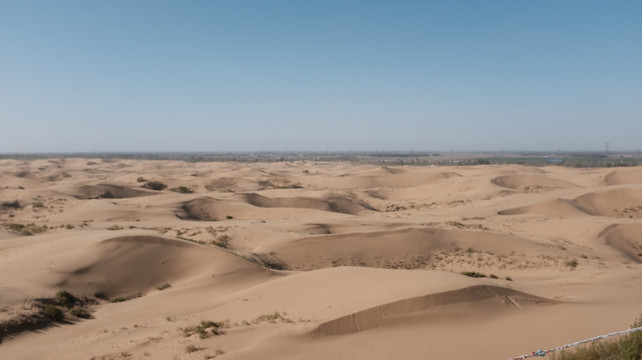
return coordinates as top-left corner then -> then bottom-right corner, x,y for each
499,189 -> 642,218
491,174 -> 579,192
312,285 -> 557,336
599,224 -> 642,263
238,192 -> 375,215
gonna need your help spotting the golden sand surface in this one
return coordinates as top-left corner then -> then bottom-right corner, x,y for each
1,159 -> 641,359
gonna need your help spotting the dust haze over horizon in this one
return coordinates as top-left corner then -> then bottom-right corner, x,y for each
2,1 -> 641,154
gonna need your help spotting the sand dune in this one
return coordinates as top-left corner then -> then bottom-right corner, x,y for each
602,169 -> 642,185
573,188 -> 642,217
491,174 -> 579,192
312,285 -> 557,336
498,198 -> 588,217
499,188 -> 642,218
1,160 -> 641,360
69,184 -> 158,199
266,227 -> 564,271
50,235 -> 222,297
599,224 -> 642,263
238,192 -> 375,215
301,167 -> 462,190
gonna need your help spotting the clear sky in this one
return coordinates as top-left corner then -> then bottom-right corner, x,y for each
2,1 -> 641,153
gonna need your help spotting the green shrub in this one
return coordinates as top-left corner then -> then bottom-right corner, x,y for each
70,308 -> 92,319
461,271 -> 486,278
252,311 -> 293,324
6,223 -> 47,236
157,283 -> 171,291
42,305 -> 64,321
55,290 -> 78,307
183,320 -> 227,339
144,181 -> 167,191
552,316 -> 642,360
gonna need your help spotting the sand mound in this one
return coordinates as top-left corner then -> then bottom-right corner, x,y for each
0,175 -> 44,189
599,224 -> 642,263
602,169 -> 642,185
71,184 -> 157,199
305,169 -> 461,189
268,227 -> 556,270
498,198 -> 588,217
175,197 -> 230,220
499,189 -> 642,218
303,223 -> 334,235
238,193 -> 375,215
51,235 -> 222,297
572,189 -> 642,217
491,174 -> 578,192
205,177 -> 258,192
312,285 -> 556,336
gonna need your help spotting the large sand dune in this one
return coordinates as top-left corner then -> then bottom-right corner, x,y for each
499,188 -> 642,218
1,160 -> 641,359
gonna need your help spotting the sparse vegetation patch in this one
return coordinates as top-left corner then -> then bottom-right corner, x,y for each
143,180 -> 167,191
170,186 -> 193,194
552,316 -> 642,360
157,283 -> 171,291
0,290 -> 96,340
183,320 -> 228,339
4,223 -> 47,235
461,271 -> 487,278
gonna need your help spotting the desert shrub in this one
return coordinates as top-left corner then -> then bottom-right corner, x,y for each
211,235 -> 231,249
566,259 -> 578,268
461,271 -> 486,278
170,186 -> 193,194
109,293 -> 141,303
183,320 -> 227,339
6,223 -> 47,235
42,305 -> 64,321
55,290 -> 78,307
1,200 -> 22,209
157,283 -> 171,291
32,201 -> 45,208
252,311 -> 293,324
107,225 -> 123,231
99,191 -> 115,198
144,181 -> 167,191
70,307 -> 92,319
489,274 -> 499,279
185,344 -> 204,353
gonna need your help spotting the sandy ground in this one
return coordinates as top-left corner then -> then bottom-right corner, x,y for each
0,159 -> 641,359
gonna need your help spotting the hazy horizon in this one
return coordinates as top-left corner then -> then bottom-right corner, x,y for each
2,1 -> 641,153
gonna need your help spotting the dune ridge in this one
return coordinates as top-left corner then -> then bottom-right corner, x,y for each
499,188 -> 642,218
312,285 -> 557,336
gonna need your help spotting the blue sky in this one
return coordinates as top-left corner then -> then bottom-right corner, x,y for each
1,1 -> 641,153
